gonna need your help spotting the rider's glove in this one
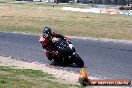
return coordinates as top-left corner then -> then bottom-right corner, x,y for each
64,37 -> 71,41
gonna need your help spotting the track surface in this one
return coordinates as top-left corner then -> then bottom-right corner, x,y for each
0,32 -> 132,80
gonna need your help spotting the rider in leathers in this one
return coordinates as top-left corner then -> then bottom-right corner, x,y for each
39,27 -> 68,61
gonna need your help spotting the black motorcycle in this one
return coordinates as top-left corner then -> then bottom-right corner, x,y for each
49,37 -> 84,67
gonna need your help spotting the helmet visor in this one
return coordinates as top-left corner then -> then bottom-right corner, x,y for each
43,33 -> 50,38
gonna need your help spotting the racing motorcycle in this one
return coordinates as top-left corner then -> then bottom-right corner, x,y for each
47,37 -> 84,67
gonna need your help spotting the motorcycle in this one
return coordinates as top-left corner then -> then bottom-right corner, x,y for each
47,37 -> 84,67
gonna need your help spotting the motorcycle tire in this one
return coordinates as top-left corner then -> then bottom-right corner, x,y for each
74,53 -> 84,67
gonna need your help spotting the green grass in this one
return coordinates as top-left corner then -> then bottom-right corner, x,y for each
0,66 -> 53,78
0,2 -> 132,40
0,0 -> 15,3
0,66 -> 79,88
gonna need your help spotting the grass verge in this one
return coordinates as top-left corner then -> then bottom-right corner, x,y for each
0,2 -> 132,40
0,0 -> 15,3
0,66 -> 80,88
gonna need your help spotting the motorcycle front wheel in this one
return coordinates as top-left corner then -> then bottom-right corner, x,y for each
73,53 -> 84,67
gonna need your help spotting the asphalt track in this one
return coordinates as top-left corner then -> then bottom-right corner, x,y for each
0,32 -> 132,80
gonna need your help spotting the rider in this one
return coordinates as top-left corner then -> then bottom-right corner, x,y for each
39,27 -> 68,61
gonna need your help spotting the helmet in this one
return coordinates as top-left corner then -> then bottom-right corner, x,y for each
43,27 -> 52,39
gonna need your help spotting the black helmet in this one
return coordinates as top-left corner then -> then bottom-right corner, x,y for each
43,27 -> 52,38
